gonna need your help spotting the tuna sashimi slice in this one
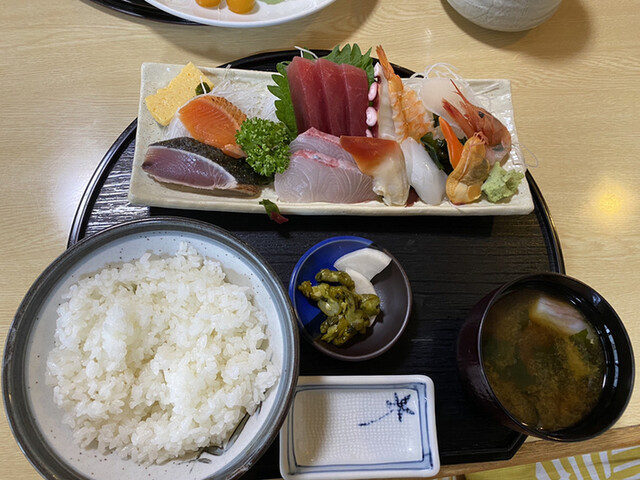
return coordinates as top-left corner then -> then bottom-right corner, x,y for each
340,136 -> 409,206
287,56 -> 328,135
289,128 -> 356,166
274,149 -> 377,204
287,56 -> 369,137
317,58 -> 349,136
341,63 -> 369,136
142,137 -> 267,197
177,95 -> 246,158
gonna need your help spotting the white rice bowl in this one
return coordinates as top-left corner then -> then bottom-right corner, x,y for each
6,218 -> 298,480
46,242 -> 279,464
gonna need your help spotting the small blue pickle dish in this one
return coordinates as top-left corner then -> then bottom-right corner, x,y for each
289,236 -> 412,362
279,375 -> 440,480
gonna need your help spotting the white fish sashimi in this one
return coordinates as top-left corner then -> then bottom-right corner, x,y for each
274,150 -> 378,204
289,128 -> 356,166
400,137 -> 447,205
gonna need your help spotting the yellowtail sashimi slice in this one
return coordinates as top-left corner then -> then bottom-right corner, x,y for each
333,248 -> 392,281
344,267 -> 378,325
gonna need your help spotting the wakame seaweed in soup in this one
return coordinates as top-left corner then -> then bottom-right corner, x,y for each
481,288 -> 605,432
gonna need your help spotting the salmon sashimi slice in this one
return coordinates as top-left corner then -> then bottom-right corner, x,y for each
142,137 -> 268,197
177,95 -> 246,158
340,136 -> 409,206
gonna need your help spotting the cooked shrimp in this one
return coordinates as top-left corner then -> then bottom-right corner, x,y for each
442,80 -> 511,165
376,46 -> 434,142
446,132 -> 491,205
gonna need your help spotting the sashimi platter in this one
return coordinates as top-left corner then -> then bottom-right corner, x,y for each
129,45 -> 534,217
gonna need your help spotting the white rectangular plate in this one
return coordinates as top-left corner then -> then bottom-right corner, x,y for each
279,375 -> 439,480
129,62 -> 534,216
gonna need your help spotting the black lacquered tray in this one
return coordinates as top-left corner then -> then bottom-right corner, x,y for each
86,0 -> 198,24
68,51 -> 564,477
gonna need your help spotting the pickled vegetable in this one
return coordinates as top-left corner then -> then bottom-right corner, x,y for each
298,268 -> 380,346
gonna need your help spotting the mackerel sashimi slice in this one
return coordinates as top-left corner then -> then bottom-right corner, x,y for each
142,137 -> 268,197
274,149 -> 377,204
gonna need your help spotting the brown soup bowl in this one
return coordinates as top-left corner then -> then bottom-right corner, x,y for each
457,272 -> 634,441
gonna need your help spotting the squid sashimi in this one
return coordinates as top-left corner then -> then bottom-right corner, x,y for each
142,137 -> 267,197
290,128 -> 356,166
274,150 -> 377,204
442,81 -> 511,165
417,78 -> 480,136
340,136 -> 409,206
287,56 -> 369,137
177,95 -> 246,158
400,137 -> 447,205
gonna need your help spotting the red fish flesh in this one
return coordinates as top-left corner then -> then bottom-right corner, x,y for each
287,56 -> 369,137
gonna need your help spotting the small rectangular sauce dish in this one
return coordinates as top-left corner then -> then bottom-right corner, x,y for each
279,375 -> 439,479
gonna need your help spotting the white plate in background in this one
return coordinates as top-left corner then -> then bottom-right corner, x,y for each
143,0 -> 335,27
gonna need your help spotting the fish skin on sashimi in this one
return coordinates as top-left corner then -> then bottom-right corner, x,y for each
274,149 -> 377,204
287,56 -> 369,137
142,137 -> 268,197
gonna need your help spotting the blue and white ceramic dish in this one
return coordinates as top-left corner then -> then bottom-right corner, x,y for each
279,375 -> 440,480
289,236 -> 412,361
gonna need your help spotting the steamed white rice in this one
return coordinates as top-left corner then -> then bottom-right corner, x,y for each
45,242 -> 280,464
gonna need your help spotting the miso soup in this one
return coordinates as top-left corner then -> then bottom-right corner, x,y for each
481,288 -> 605,432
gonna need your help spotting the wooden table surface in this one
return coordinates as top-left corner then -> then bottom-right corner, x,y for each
1,0 -> 639,478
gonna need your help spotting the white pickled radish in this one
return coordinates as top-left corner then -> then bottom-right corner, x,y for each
333,248 -> 392,281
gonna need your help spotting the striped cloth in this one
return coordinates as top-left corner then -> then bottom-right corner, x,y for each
462,446 -> 640,480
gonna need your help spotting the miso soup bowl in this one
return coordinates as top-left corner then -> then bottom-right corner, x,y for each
457,273 -> 634,442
